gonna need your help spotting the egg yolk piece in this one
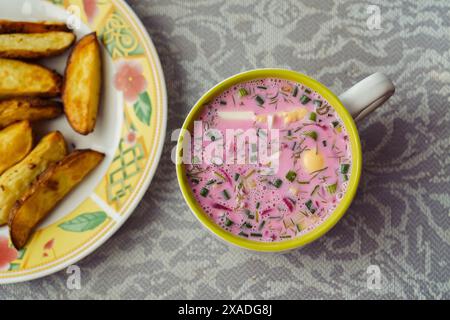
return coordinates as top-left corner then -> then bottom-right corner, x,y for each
301,149 -> 325,173
282,107 -> 308,124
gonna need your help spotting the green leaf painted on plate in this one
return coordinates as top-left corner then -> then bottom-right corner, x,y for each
58,212 -> 107,233
133,91 -> 152,125
8,263 -> 20,271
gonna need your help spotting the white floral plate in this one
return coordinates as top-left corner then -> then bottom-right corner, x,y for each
0,0 -> 167,284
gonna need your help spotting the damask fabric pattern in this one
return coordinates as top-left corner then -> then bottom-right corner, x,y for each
1,0 -> 449,299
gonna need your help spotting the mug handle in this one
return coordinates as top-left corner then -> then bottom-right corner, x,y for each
338,72 -> 395,121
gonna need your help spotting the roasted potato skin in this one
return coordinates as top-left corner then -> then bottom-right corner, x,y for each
0,20 -> 70,34
0,121 -> 33,175
63,32 -> 102,135
0,98 -> 62,129
0,131 -> 67,225
0,58 -> 62,98
0,32 -> 76,59
9,149 -> 105,249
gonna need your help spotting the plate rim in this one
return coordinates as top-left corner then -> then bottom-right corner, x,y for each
0,0 -> 168,284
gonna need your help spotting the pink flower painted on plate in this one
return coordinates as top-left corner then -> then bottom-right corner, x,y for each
83,0 -> 98,23
0,236 -> 17,270
114,61 -> 147,103
125,130 -> 137,146
44,239 -> 54,250
42,238 -> 56,259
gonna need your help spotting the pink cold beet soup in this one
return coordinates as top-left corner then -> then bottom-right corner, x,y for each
184,78 -> 352,242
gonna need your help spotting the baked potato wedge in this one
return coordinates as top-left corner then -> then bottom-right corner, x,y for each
0,20 -> 70,34
0,32 -> 76,59
9,150 -> 105,249
63,32 -> 102,135
0,98 -> 62,129
0,131 -> 67,225
0,58 -> 62,98
0,121 -> 33,175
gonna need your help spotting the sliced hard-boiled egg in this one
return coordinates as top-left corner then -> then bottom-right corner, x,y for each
255,113 -> 274,129
289,186 -> 299,196
283,218 -> 296,229
301,148 -> 325,173
255,114 -> 267,123
248,179 -> 256,189
293,108 -> 308,119
282,107 -> 308,125
283,114 -> 295,125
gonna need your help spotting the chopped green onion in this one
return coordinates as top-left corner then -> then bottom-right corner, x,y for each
238,231 -> 249,238
280,235 -> 292,239
304,131 -> 318,141
340,164 -> 350,174
317,104 -> 330,115
311,185 -> 319,196
250,233 -> 263,237
305,88 -> 312,94
244,169 -> 256,179
225,218 -> 233,227
326,183 -> 337,194
292,141 -> 297,151
222,189 -> 231,200
234,173 -> 240,181
206,179 -> 216,185
258,220 -> 266,231
191,178 -> 200,185
271,178 -> 283,188
313,100 -> 323,108
342,174 -> 349,182
244,210 -> 255,219
296,224 -> 302,232
238,88 -> 248,97
300,95 -> 311,104
200,188 -> 209,197
285,170 -> 297,182
292,86 -> 299,97
255,95 -> 265,106
305,199 -> 316,213
309,166 -> 328,176
214,171 -> 226,181
256,202 -> 261,209
257,86 -> 267,90
309,112 -> 317,122
243,222 -> 252,228
332,121 -> 340,128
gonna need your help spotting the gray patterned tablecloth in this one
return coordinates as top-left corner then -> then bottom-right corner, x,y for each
1,0 -> 449,299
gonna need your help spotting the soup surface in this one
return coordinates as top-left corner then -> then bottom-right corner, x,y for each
184,78 -> 352,242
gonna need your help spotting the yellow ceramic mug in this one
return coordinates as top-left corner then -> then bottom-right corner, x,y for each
176,69 -> 395,252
